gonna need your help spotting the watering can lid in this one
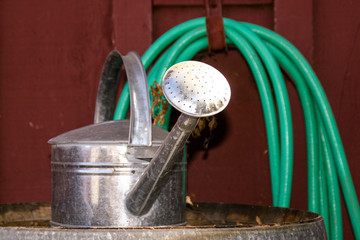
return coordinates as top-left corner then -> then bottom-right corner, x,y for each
48,120 -> 168,145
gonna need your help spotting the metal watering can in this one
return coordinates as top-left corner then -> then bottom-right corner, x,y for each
49,50 -> 231,228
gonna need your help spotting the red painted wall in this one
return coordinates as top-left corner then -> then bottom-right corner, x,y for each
0,0 -> 114,203
0,0 -> 359,238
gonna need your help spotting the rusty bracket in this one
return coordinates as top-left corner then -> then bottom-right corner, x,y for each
205,0 -> 227,52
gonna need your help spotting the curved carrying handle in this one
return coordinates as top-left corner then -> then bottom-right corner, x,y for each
94,50 -> 152,146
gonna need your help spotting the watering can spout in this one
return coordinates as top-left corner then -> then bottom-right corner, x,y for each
126,61 -> 231,216
126,114 -> 198,216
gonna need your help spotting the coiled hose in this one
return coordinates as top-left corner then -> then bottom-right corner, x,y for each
112,17 -> 359,240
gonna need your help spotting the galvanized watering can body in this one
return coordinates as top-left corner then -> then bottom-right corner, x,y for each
50,120 -> 185,227
49,51 -> 186,227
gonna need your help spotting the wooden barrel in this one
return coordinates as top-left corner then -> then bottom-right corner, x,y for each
0,202 -> 327,239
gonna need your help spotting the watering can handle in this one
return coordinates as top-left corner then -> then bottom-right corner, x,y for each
94,50 -> 152,146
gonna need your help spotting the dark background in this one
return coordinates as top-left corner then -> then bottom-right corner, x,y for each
1,0 -> 359,238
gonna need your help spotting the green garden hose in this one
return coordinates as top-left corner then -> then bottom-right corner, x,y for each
265,41 -> 344,239
222,30 -> 281,206
319,149 -> 330,233
228,21 -> 294,208
265,42 -> 321,213
321,120 -> 343,240
112,17 -> 360,239
246,21 -> 360,239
